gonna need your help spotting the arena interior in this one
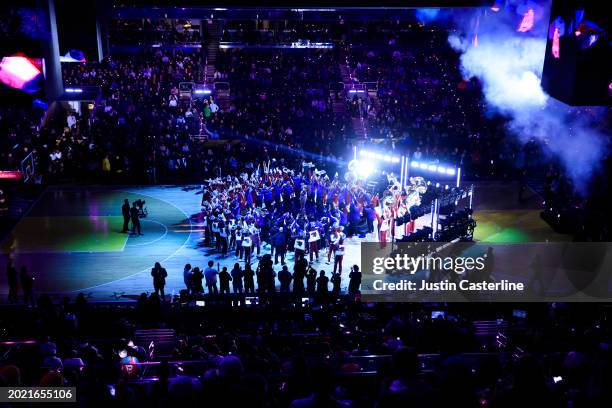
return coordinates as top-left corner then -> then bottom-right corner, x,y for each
0,0 -> 611,406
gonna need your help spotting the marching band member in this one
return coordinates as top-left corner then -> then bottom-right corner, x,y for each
211,215 -> 221,252
235,220 -> 244,259
241,224 -> 253,264
334,242 -> 345,276
308,222 -> 321,262
228,217 -> 238,250
379,204 -> 392,249
294,230 -> 307,261
327,225 -> 344,264
219,218 -> 228,256
250,215 -> 262,258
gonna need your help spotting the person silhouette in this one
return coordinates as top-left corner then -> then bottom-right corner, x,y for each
219,266 -> 232,295
121,199 -> 130,233
151,262 -> 168,301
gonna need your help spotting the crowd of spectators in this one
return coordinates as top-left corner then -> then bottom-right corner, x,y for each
344,29 -> 519,180
221,21 -> 340,45
0,22 -> 573,188
1,295 -> 610,407
111,19 -> 202,46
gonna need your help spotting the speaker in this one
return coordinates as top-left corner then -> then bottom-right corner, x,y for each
541,0 -> 610,106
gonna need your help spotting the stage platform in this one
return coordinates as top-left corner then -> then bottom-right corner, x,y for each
0,182 -> 568,302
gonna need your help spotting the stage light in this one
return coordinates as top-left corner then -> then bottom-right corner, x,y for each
194,89 -> 211,95
427,164 -> 437,171
65,88 -> 83,93
552,27 -> 561,58
359,150 -> 400,164
355,160 -> 376,179
437,166 -> 446,174
0,56 -> 41,91
445,168 -> 456,176
419,162 -> 428,170
411,160 -> 419,168
517,8 -> 534,32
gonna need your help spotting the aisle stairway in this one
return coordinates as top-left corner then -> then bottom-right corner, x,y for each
205,20 -> 221,84
352,116 -> 367,139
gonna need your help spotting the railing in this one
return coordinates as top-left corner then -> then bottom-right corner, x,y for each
20,152 -> 35,183
363,81 -> 378,92
213,82 -> 230,92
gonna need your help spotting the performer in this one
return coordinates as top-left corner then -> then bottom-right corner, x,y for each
250,218 -> 261,258
219,219 -> 229,256
235,222 -> 244,259
294,230 -> 307,261
379,205 -> 392,248
308,222 -> 320,262
327,226 -> 345,264
242,226 -> 253,265
212,216 -> 221,252
228,217 -> 238,250
271,227 -> 287,265
334,243 -> 345,276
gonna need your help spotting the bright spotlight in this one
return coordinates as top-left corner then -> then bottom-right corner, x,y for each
427,164 -> 437,171
411,161 -> 419,168
445,168 -> 456,176
355,160 -> 376,179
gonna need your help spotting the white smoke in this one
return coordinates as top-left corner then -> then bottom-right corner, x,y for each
447,3 -> 608,192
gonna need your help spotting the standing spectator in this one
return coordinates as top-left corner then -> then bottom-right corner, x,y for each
102,154 -> 111,180
121,199 -> 131,233
183,264 -> 193,293
316,271 -> 329,295
278,265 -> 293,293
293,256 -> 308,294
306,267 -> 317,294
191,267 -> 204,294
6,260 -> 18,303
151,262 -> 168,301
230,263 -> 244,294
204,261 -> 218,295
219,266 -> 232,295
348,265 -> 361,295
20,266 -> 34,306
331,271 -> 341,297
243,263 -> 255,294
